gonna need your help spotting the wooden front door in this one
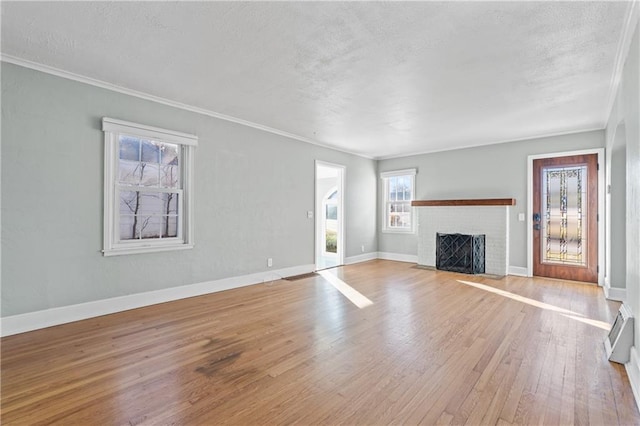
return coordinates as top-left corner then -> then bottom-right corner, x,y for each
533,154 -> 598,283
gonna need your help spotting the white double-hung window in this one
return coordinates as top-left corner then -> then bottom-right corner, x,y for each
381,169 -> 416,233
102,118 -> 197,256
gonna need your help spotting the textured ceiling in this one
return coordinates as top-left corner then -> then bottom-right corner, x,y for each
0,2 -> 631,158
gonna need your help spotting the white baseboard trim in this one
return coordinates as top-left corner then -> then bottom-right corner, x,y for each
0,263 -> 315,337
604,284 -> 627,302
377,252 -> 418,263
626,346 -> 640,411
508,266 -> 529,277
344,252 -> 378,265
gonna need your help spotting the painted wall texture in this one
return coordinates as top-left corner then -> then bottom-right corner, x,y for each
608,131 -> 626,289
1,63 -> 378,316
377,130 -> 605,269
1,34 -> 635,321
606,21 -> 639,349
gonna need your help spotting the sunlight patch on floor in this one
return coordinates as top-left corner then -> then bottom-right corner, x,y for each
318,270 -> 373,309
456,279 -> 610,330
560,314 -> 610,330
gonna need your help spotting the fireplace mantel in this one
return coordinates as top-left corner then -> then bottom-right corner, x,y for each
411,198 -> 515,207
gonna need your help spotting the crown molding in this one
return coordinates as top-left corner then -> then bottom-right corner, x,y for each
0,54 -> 373,160
604,0 -> 639,122
0,48 -> 617,162
375,126 -> 604,161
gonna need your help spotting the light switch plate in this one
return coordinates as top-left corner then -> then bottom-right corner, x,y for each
518,213 -> 525,222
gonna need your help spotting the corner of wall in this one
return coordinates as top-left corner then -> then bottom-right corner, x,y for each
345,252 -> 378,265
377,252 -> 419,263
604,278 -> 628,302
507,266 -> 529,277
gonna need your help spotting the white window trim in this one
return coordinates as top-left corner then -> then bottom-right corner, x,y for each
380,169 -> 417,179
102,118 -> 197,256
381,168 -> 417,234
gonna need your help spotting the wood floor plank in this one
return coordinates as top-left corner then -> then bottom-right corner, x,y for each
2,260 -> 638,425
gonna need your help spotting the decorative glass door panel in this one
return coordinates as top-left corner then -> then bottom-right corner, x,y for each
533,154 -> 598,283
541,165 -> 587,266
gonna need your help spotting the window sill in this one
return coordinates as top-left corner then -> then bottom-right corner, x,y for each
103,244 -> 194,257
382,228 -> 416,235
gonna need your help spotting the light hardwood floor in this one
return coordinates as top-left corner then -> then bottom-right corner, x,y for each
2,260 -> 638,425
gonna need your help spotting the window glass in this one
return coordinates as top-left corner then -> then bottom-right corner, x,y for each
326,205 -> 338,220
381,170 -> 415,232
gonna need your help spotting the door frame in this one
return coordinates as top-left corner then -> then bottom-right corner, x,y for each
527,148 -> 604,285
315,160 -> 345,269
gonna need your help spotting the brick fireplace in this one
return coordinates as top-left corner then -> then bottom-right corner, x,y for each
412,199 -> 515,276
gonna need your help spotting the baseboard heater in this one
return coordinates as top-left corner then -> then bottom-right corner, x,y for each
605,304 -> 634,364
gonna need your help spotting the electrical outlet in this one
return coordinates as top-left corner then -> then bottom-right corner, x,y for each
307,211 -> 313,219
518,213 -> 525,222
361,244 -> 365,252
267,258 -> 273,267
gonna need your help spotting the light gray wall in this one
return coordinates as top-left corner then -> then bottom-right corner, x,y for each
609,129 -> 626,289
606,22 -> 639,345
1,63 -> 378,317
378,130 -> 605,268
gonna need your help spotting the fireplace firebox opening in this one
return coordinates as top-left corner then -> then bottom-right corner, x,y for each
436,233 -> 486,274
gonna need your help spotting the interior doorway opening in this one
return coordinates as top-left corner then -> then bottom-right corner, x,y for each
315,161 -> 345,270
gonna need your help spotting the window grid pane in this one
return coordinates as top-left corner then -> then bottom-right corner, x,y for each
118,135 -> 180,189
117,187 -> 182,242
389,177 -> 397,202
384,173 -> 414,231
397,176 -> 406,201
387,201 -> 412,228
